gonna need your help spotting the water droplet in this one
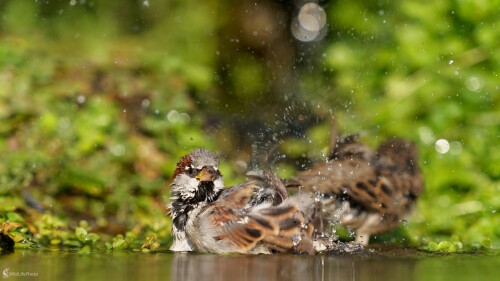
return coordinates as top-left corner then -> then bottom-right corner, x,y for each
292,234 -> 302,246
419,127 -> 435,144
179,113 -> 191,124
58,117 -> 71,130
465,76 -> 483,92
110,144 -> 126,157
448,59 -> 454,65
143,0 -> 150,8
435,139 -> 450,154
449,141 -> 463,155
76,95 -> 86,104
141,98 -> 150,108
291,3 -> 327,42
167,110 -> 180,123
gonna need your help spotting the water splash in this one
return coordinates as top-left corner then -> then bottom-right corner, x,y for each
292,234 -> 302,246
401,219 -> 408,227
249,100 -> 317,170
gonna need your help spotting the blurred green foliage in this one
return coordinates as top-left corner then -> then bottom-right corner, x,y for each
0,0 -> 498,252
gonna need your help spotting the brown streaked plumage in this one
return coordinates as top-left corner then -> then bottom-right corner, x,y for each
285,135 -> 424,245
168,148 -> 317,254
193,186 -> 315,254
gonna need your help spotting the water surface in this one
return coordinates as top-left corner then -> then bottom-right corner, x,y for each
1,247 -> 497,281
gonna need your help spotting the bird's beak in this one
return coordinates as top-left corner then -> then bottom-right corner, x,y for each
196,167 -> 215,182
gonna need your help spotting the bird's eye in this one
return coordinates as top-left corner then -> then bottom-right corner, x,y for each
186,167 -> 199,177
213,169 -> 221,179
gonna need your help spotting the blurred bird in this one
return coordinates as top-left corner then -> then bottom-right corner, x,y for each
168,148 -> 320,254
284,133 -> 424,245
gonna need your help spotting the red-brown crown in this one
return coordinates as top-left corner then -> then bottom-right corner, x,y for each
172,154 -> 193,179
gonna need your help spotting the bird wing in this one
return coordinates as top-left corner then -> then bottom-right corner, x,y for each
288,137 -> 423,216
200,181 -> 313,253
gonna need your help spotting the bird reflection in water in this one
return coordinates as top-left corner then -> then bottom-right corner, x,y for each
171,251 -> 416,281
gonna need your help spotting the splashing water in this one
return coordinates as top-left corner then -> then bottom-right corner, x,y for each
292,234 -> 302,246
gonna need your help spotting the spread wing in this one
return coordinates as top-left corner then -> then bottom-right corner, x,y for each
286,137 -> 423,216
198,181 -> 313,254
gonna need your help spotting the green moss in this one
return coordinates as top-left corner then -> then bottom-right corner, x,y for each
0,0 -> 498,252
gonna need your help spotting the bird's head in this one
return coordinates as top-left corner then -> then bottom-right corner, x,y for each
171,148 -> 224,207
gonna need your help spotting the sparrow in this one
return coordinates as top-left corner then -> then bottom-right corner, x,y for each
168,148 -> 319,254
284,134 -> 424,245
